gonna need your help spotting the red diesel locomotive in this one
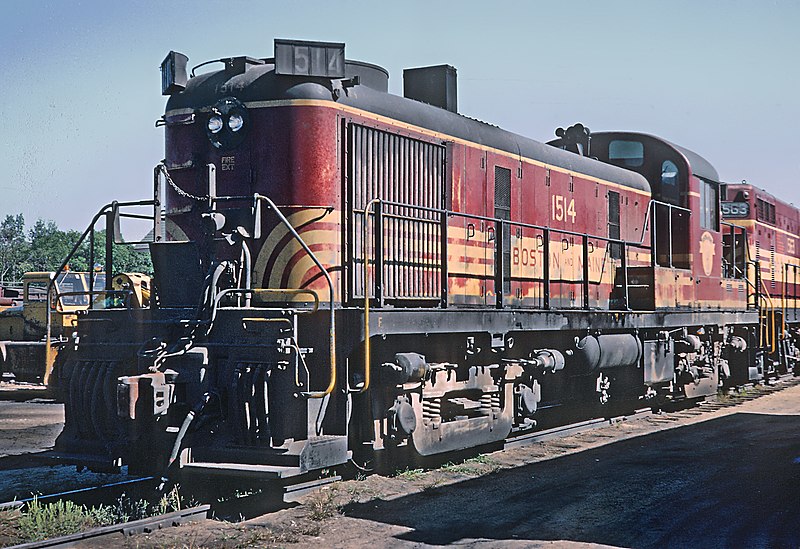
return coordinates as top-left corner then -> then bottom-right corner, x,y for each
52,39 -> 796,478
720,181 -> 800,375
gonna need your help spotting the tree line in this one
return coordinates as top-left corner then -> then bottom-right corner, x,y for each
0,214 -> 153,285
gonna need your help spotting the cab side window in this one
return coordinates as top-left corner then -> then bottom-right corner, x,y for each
608,140 -> 644,168
661,160 -> 679,187
698,178 -> 719,230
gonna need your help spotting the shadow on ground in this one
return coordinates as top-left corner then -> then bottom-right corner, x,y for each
343,413 -> 800,548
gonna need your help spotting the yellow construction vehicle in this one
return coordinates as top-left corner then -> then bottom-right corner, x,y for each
0,271 -> 150,383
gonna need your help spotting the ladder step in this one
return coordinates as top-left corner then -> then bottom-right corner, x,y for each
181,462 -> 304,479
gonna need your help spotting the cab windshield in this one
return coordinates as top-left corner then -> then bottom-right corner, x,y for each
55,272 -> 90,307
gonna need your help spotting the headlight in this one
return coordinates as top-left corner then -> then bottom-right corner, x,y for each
207,115 -> 223,134
206,97 -> 248,150
228,113 -> 244,132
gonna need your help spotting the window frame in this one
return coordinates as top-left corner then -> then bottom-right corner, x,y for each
608,140 -> 645,168
698,177 -> 719,231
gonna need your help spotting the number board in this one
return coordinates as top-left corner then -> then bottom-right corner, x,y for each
721,201 -> 750,218
161,51 -> 188,95
274,39 -> 345,78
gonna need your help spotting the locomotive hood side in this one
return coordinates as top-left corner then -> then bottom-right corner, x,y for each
162,55 -> 651,199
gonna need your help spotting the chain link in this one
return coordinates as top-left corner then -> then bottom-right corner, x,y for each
159,164 -> 209,201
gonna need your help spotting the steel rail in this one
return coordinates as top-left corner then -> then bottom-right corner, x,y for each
0,476 -> 157,511
504,409 -> 652,450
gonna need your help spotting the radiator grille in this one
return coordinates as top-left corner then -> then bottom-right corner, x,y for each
348,123 -> 445,302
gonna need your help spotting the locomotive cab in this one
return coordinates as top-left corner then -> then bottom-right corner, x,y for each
585,132 -> 748,311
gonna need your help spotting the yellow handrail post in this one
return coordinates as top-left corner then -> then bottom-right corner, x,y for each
254,195 -> 336,399
43,281 -> 54,386
758,278 -> 776,353
359,199 -> 381,394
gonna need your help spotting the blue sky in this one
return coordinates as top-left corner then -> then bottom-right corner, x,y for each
1,0 -> 798,229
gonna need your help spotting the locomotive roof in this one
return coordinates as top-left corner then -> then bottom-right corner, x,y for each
725,181 -> 797,209
590,131 -> 720,183
668,142 -> 719,183
166,60 -> 651,194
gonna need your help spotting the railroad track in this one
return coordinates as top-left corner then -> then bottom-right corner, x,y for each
0,476 -> 158,512
5,376 -> 798,548
504,409 -> 651,450
0,475 -> 210,549
9,505 -> 210,549
0,467 -> 341,547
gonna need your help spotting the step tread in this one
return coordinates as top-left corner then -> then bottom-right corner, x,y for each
181,462 -> 304,478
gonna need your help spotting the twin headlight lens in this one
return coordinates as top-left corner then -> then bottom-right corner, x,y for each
207,113 -> 244,134
205,98 -> 248,149
228,113 -> 244,132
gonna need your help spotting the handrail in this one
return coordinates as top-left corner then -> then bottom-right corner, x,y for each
783,264 -> 787,341
215,288 -> 320,314
720,221 -> 748,280
782,263 -> 800,341
357,198 -> 382,394
648,200 -> 693,269
360,199 -> 654,252
758,277 -> 777,353
254,194 -> 336,399
240,317 -> 309,388
54,290 -> 134,311
360,198 -> 651,314
44,199 -> 158,385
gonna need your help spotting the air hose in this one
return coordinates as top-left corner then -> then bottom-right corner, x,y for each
159,392 -> 211,489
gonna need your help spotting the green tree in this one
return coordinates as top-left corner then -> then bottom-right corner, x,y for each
70,229 -> 153,276
0,214 -> 29,284
27,220 -> 76,272
111,240 -> 153,274
1,215 -> 154,281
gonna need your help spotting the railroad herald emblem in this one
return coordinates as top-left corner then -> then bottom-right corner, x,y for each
699,231 -> 715,276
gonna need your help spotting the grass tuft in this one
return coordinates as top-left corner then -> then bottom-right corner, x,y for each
0,485 -> 190,545
305,486 -> 341,521
441,454 -> 500,475
394,467 -> 425,481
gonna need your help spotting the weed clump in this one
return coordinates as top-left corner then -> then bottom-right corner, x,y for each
441,454 -> 500,476
0,485 -> 188,545
306,486 -> 341,521
17,497 -> 112,542
394,467 -> 425,481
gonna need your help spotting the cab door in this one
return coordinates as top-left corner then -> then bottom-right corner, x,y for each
693,177 -> 723,307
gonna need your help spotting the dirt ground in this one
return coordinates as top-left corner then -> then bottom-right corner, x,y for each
74,379 -> 800,549
0,383 -> 130,503
0,384 -> 61,459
